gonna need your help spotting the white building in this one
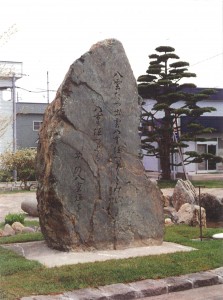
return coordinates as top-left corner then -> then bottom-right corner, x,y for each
0,61 -> 22,155
0,89 -> 13,153
142,88 -> 223,177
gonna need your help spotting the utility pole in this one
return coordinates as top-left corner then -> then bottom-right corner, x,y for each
47,71 -> 49,104
12,73 -> 17,181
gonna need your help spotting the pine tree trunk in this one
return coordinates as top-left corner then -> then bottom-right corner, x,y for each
159,141 -> 171,180
159,110 -> 172,180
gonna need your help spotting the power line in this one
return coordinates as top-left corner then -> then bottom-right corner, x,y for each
191,52 -> 223,67
16,86 -> 57,93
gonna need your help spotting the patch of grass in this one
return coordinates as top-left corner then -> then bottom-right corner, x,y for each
0,225 -> 222,299
157,179 -> 223,189
0,220 -> 40,229
157,180 -> 177,189
0,247 -> 42,276
192,180 -> 223,188
0,232 -> 44,245
0,220 -> 43,244
23,220 -> 40,227
4,212 -> 25,225
0,189 -> 32,194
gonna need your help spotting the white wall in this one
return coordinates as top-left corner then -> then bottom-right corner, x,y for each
0,92 -> 13,155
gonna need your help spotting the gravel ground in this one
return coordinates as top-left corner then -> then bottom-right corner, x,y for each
161,187 -> 223,198
0,192 -> 37,222
0,188 -> 222,223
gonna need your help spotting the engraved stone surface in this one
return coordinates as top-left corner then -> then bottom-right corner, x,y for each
36,39 -> 164,251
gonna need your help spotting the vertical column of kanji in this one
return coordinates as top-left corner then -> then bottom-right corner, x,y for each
71,151 -> 85,212
112,72 -> 124,198
93,105 -> 103,162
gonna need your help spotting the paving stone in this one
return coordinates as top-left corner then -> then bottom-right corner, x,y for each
128,279 -> 167,297
21,296 -> 62,299
210,267 -> 223,284
98,283 -> 140,299
186,271 -> 219,288
63,287 -> 107,300
165,276 -> 192,292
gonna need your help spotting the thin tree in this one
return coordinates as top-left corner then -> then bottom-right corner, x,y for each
138,46 -> 222,180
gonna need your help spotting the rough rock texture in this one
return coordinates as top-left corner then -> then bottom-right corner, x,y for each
164,206 -> 178,223
200,193 -> 223,221
2,224 -> 15,236
177,203 -> 206,227
171,179 -> 197,211
11,222 -> 25,233
36,39 -> 164,251
21,198 -> 38,217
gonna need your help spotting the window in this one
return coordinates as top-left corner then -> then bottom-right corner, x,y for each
197,141 -> 218,172
33,121 -> 42,131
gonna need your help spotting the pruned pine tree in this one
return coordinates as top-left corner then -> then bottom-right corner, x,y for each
137,46 -> 222,180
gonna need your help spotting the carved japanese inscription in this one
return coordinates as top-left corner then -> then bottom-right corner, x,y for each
36,39 -> 164,251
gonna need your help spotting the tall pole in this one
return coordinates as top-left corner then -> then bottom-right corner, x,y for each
12,73 -> 17,182
47,71 -> 49,104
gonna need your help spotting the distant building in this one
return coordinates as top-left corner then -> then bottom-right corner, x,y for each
0,90 -> 13,153
142,88 -> 223,175
16,102 -> 48,149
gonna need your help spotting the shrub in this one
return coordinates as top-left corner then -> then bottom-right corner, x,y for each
0,169 -> 12,182
4,213 -> 25,225
0,149 -> 37,190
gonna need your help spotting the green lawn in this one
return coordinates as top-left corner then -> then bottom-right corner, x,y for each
157,179 -> 223,189
0,225 -> 222,299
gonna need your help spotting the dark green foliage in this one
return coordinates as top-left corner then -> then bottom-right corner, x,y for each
137,46 -> 222,179
0,169 -> 12,182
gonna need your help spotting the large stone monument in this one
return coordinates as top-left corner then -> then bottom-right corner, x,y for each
36,39 -> 164,251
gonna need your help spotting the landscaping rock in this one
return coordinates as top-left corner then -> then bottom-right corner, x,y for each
163,194 -> 171,207
165,218 -> 174,226
22,227 -> 35,233
200,193 -> 223,221
212,233 -> 223,239
164,206 -> 178,223
177,203 -> 206,227
36,39 -> 164,251
21,198 -> 38,217
171,179 -> 197,211
11,221 -> 25,233
2,224 -> 15,236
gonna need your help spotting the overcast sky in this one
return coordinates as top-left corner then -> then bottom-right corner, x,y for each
1,0 -> 223,102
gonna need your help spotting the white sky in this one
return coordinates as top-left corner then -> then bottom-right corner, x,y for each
1,0 -> 223,102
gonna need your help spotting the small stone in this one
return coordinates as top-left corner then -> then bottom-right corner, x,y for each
212,233 -> 223,239
22,227 -> 35,233
3,224 -> 15,236
165,218 -> 174,226
12,222 -> 25,233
